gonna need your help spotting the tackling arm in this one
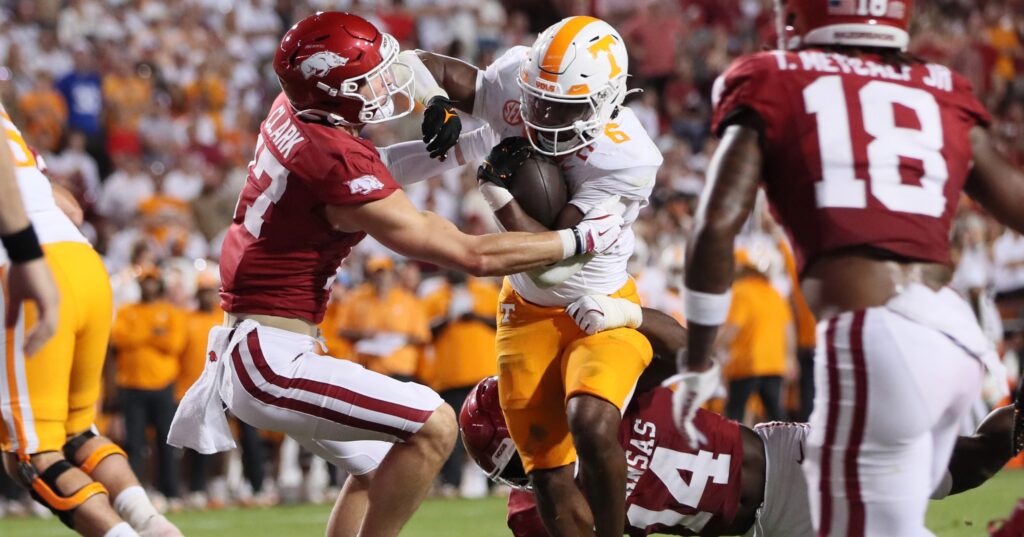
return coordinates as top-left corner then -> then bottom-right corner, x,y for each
326,190 -> 602,277
415,51 -> 480,114
965,126 -> 1024,233
495,203 -> 582,233
683,125 -> 763,373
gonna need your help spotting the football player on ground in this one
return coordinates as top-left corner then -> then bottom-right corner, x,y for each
404,16 -> 662,537
460,304 -> 1022,537
671,1 -> 1024,535
167,12 -> 625,537
0,105 -> 180,537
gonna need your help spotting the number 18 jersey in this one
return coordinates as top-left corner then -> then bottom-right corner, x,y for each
711,50 -> 990,272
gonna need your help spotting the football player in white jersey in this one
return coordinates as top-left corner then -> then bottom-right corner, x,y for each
401,16 -> 663,537
0,105 -> 180,537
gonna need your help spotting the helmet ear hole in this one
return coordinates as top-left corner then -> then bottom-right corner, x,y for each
499,452 -> 530,489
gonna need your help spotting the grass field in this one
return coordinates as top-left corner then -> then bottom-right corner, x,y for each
2,470 -> 1021,536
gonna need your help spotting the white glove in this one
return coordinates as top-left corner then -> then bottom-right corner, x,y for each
663,361 -> 721,449
566,295 -> 643,335
447,287 -> 475,319
558,196 -> 625,258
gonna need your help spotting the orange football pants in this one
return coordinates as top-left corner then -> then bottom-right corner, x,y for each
495,278 -> 652,472
1,242 -> 112,455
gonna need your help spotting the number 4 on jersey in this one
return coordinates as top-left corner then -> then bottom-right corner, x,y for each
627,446 -> 731,533
805,76 -> 949,217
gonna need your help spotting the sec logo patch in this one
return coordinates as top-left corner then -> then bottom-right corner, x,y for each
502,100 -> 523,126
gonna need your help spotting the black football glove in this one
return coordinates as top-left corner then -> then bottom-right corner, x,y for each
422,96 -> 462,160
477,137 -> 532,188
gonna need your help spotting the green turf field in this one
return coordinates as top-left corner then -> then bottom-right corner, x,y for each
2,470 -> 1021,536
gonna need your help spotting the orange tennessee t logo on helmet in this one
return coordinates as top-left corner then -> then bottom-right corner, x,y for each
588,35 -> 622,79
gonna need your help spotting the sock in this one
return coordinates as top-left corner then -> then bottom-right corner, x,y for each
113,486 -> 159,530
103,522 -> 140,537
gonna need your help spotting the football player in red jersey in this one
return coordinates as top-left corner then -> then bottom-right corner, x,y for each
669,1 -> 1024,535
460,305 -> 1020,537
168,12 -> 627,537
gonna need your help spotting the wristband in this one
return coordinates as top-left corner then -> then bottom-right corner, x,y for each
557,229 -> 576,259
479,182 -> 514,212
1,224 -> 44,264
683,287 -> 732,326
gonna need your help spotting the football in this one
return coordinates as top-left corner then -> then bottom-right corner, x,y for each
508,155 -> 568,229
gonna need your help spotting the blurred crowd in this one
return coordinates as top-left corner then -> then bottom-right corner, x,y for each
2,0 -> 1024,516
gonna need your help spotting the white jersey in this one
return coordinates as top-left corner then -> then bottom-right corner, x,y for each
0,108 -> 88,265
473,47 -> 662,306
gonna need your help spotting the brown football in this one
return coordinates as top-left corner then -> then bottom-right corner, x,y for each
507,155 -> 568,229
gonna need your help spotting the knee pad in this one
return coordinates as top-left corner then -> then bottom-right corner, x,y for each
63,430 -> 128,475
17,458 -> 108,528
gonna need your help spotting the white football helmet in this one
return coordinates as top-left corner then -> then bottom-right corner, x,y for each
517,16 -> 629,156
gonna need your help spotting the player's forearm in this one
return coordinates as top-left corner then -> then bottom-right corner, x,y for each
416,51 -> 478,113
466,231 -> 565,276
683,225 -> 735,370
683,126 -> 762,370
0,140 -> 30,234
638,307 -> 687,358
494,200 -> 550,233
380,126 -> 494,186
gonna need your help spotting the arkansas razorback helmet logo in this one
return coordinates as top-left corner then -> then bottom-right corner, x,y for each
300,51 -> 350,80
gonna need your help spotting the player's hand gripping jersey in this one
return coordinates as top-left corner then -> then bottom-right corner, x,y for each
508,388 -> 744,537
475,46 -> 662,306
219,93 -> 402,323
712,50 -> 990,271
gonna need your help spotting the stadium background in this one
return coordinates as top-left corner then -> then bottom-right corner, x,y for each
2,0 -> 1024,534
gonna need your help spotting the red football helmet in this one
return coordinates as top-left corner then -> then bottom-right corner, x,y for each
273,11 -> 414,126
459,377 -> 530,490
775,0 -> 913,51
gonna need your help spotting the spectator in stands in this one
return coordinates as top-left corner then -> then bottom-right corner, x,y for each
111,267 -> 186,505
421,271 -> 500,496
96,152 -> 153,227
621,0 -> 685,94
44,129 -> 100,208
18,70 -> 66,153
55,42 -> 104,166
720,247 -> 795,423
337,255 -> 430,382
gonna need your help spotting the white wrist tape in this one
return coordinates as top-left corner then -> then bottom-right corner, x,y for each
620,299 -> 643,329
479,182 -> 514,212
557,229 -> 577,259
397,50 -> 449,106
684,287 -> 732,326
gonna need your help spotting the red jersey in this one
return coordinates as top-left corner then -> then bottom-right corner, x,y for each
712,50 -> 991,272
220,93 -> 399,323
508,388 -> 744,537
